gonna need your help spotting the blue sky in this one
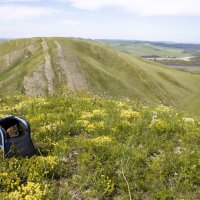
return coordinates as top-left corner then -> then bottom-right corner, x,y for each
0,0 -> 200,43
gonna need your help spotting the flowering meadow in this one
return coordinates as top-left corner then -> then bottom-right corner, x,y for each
0,92 -> 199,199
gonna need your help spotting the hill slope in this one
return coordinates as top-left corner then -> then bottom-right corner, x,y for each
0,37 -> 200,115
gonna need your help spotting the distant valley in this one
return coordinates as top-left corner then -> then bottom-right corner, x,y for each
97,39 -> 200,72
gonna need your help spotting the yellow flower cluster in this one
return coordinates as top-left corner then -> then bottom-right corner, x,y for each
121,119 -> 131,127
93,109 -> 107,117
155,105 -> 172,113
100,175 -> 114,195
182,117 -> 195,124
29,114 -> 45,124
149,119 -> 170,134
86,123 -> 96,132
76,119 -> 90,128
80,112 -> 93,119
91,136 -> 112,146
39,121 -> 63,133
82,97 -> 91,102
86,121 -> 105,133
0,172 -> 20,192
28,156 -> 58,182
76,110 -> 105,133
115,101 -> 127,108
182,117 -> 196,129
42,156 -> 58,170
9,181 -> 47,200
12,97 -> 48,111
120,109 -> 140,119
0,105 -> 10,112
80,109 -> 107,120
0,113 -> 5,118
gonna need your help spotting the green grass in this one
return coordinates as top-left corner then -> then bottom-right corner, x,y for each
0,93 -> 199,199
0,38 -> 44,93
126,55 -> 200,116
0,37 -> 200,117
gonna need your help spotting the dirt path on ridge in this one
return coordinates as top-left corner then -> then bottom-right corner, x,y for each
41,39 -> 55,94
54,40 -> 88,90
23,39 -> 55,96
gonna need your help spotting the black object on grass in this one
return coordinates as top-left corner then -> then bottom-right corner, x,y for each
0,116 -> 35,158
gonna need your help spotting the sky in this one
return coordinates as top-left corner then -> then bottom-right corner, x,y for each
0,0 -> 200,43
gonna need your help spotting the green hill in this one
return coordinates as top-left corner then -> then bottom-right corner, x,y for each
0,94 -> 199,199
0,37 -> 200,116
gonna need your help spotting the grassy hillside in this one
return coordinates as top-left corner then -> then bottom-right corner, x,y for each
0,93 -> 199,199
0,38 -> 200,116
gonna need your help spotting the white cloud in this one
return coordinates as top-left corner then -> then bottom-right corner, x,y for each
3,0 -> 200,17
0,5 -> 59,22
0,19 -> 85,38
58,19 -> 83,26
0,0 -> 41,2
63,0 -> 200,16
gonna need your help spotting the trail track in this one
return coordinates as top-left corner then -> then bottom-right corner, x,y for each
55,41 -> 88,90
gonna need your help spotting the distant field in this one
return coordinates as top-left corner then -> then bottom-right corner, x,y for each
167,65 -> 200,72
155,57 -> 200,67
98,39 -> 200,72
110,43 -> 192,57
97,40 -> 194,57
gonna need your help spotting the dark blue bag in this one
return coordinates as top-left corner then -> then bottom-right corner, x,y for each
0,116 -> 35,158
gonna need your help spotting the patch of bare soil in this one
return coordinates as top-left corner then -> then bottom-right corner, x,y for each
41,39 -> 55,94
23,39 -> 55,95
54,41 -> 88,90
23,65 -> 48,96
3,49 -> 24,70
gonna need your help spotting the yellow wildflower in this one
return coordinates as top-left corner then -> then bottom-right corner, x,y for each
115,101 -> 126,108
155,105 -> 172,113
80,109 -> 107,120
149,119 -> 170,133
86,123 -> 96,132
76,120 -> 90,128
91,136 -> 112,146
80,112 -> 93,119
120,109 -> 140,119
9,181 -> 47,200
183,117 -> 195,124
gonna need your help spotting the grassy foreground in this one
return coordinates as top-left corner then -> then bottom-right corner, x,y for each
0,92 -> 199,199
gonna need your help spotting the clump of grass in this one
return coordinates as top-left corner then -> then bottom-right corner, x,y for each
0,92 -> 199,199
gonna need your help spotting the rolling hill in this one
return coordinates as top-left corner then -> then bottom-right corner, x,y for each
0,37 -> 200,115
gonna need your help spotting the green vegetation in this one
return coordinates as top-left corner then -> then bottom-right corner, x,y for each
0,38 -> 44,93
1,38 -> 200,199
0,92 -> 199,199
1,37 -> 200,116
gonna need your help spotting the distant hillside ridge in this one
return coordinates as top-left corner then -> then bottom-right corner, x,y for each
0,37 -> 200,115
